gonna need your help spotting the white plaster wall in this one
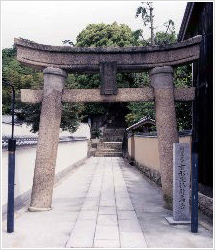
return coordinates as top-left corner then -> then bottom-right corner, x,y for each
60,123 -> 91,139
2,123 -> 90,138
2,141 -> 88,208
55,141 -> 88,174
2,123 -> 37,137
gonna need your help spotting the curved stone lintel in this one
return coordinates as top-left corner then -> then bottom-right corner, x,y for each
14,36 -> 202,53
14,36 -> 202,73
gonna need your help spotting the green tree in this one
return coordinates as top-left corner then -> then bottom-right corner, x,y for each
135,2 -> 155,45
174,64 -> 192,130
125,63 -> 193,130
126,102 -> 155,126
72,21 -> 192,131
76,22 -> 139,47
2,47 -> 43,115
155,19 -> 176,45
68,22 -> 142,129
125,17 -> 192,130
164,19 -> 175,34
2,47 -> 83,133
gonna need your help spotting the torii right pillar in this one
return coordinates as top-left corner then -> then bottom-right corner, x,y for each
150,66 -> 179,209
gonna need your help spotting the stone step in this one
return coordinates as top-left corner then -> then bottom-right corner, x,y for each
101,136 -> 123,142
98,142 -> 122,150
95,152 -> 122,157
96,149 -> 119,154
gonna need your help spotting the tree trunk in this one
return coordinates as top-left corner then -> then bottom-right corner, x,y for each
150,7 -> 155,45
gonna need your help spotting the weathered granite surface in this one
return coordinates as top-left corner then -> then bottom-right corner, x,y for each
29,67 -> 67,211
100,61 -> 117,95
198,193 -> 213,219
21,87 -> 195,103
14,36 -> 202,73
150,66 -> 179,209
173,143 -> 191,221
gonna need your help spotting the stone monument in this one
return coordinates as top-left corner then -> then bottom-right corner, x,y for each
166,143 -> 191,224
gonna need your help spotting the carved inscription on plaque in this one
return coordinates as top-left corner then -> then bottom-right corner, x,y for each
173,143 -> 191,221
100,61 -> 118,95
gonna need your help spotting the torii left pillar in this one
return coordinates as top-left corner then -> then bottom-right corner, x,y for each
29,67 -> 67,211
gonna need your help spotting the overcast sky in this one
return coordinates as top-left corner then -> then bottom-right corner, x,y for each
1,1 -> 187,48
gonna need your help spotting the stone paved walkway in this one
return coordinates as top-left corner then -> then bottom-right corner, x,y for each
2,157 -> 213,248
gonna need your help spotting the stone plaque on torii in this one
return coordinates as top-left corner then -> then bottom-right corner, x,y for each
14,35 -> 202,211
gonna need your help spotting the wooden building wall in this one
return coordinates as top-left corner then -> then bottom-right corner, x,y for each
179,2 -> 213,186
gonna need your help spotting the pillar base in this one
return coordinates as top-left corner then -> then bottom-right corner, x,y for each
163,194 -> 173,210
165,217 -> 191,225
28,206 -> 52,212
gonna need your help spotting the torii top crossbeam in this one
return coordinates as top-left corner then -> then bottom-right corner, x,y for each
14,36 -> 201,73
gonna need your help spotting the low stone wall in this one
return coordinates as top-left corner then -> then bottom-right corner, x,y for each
2,140 -> 88,216
198,193 -> 213,219
127,134 -> 213,219
133,160 -> 162,186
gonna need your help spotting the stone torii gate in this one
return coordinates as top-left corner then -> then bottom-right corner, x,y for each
15,35 -> 201,210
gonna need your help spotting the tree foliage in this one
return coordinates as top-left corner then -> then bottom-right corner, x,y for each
76,22 -> 139,47
2,17 -> 192,133
2,47 -> 43,116
71,21 -> 192,131
125,14 -> 192,130
69,22 -> 142,123
2,47 -> 83,133
126,102 -> 155,126
135,2 -> 155,45
125,63 -> 193,130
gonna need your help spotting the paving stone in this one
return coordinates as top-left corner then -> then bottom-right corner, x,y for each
102,188 -> 115,194
117,210 -> 138,221
118,219 -> 143,233
78,210 -> 98,220
115,192 -> 130,199
100,192 -> 115,199
3,156 -> 213,249
83,200 -> 100,207
93,239 -> 120,248
52,205 -> 81,212
100,199 -> 116,207
86,193 -> 101,199
118,219 -> 147,248
84,197 -> 100,203
120,232 -> 147,248
99,206 -> 117,215
97,214 -> 118,226
66,220 -> 97,248
81,204 -> 99,210
116,197 -> 134,210
95,225 -> 119,240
